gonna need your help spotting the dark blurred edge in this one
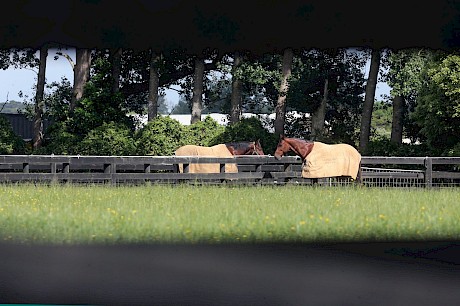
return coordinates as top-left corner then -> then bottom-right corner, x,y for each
1,241 -> 460,305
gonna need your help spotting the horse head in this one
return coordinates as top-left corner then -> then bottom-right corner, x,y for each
274,135 -> 314,160
274,134 -> 290,160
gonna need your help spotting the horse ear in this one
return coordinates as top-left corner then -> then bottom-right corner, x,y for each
279,134 -> 285,139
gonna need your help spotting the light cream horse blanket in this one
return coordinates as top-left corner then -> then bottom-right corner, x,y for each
174,144 -> 238,173
302,142 -> 361,179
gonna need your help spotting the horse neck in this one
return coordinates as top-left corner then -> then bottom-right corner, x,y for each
288,139 -> 314,160
226,142 -> 252,155
236,144 -> 251,155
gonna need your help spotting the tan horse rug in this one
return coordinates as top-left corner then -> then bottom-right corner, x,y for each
302,142 -> 361,179
174,144 -> 239,173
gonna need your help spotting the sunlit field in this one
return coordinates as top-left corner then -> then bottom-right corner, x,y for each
1,184 -> 459,245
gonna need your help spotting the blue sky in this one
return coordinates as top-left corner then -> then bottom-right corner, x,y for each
0,49 -> 390,106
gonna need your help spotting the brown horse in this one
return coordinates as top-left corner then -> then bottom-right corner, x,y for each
274,135 -> 362,183
225,139 -> 265,156
175,140 -> 264,173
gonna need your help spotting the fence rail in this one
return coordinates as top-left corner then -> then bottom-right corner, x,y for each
0,155 -> 459,187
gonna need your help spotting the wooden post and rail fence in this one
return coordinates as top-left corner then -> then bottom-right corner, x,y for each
0,155 -> 459,187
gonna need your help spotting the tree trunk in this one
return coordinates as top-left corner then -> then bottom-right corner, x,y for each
33,45 -> 48,151
229,52 -> 243,125
391,95 -> 404,145
71,48 -> 91,111
191,57 -> 204,124
148,51 -> 160,121
311,78 -> 329,140
359,48 -> 381,152
111,48 -> 122,94
274,48 -> 294,136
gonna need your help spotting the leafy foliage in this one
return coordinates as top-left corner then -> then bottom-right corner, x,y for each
0,115 -> 26,154
76,122 -> 136,156
71,55 -> 134,135
371,101 -> 392,139
6,46 -> 460,158
0,48 -> 39,70
134,116 -> 187,156
183,116 -> 225,146
286,49 -> 366,144
37,121 -> 80,155
384,48 -> 437,142
34,54 -> 137,155
412,53 -> 460,155
366,136 -> 430,157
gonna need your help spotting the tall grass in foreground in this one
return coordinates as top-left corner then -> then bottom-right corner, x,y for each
0,184 -> 459,245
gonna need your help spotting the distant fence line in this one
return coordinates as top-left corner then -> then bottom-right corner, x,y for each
0,155 -> 459,188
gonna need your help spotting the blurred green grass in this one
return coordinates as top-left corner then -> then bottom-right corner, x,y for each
1,184 -> 459,244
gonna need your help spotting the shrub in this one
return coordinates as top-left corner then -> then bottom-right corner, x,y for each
76,122 -> 136,156
447,142 -> 460,157
134,116 -> 186,156
365,136 -> 430,157
184,116 -> 225,146
36,121 -> 80,155
0,115 -> 26,154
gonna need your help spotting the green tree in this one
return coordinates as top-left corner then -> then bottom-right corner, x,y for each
385,48 -> 435,145
170,95 -> 190,114
413,53 -> 460,155
157,95 -> 169,114
286,48 -> 366,143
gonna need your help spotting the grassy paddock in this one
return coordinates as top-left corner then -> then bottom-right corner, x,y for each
0,183 -> 459,245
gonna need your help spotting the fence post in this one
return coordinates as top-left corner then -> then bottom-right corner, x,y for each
104,163 -> 116,185
425,157 -> 432,188
50,162 -> 57,184
63,162 -> 70,184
